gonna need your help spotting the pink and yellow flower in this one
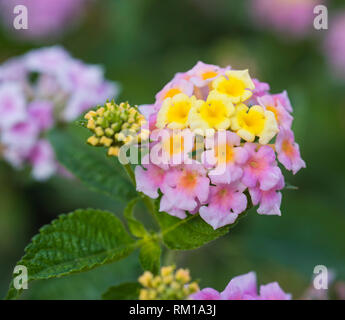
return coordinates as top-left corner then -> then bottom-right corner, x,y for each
159,162 -> 210,216
249,175 -> 284,216
247,78 -> 270,105
258,94 -> 293,129
187,61 -> 228,88
156,93 -> 196,129
199,181 -> 247,230
202,131 -> 248,184
242,143 -> 282,191
231,104 -> 278,144
189,90 -> 235,131
212,70 -> 255,103
155,78 -> 193,107
150,129 -> 194,166
135,160 -> 167,199
272,90 -> 293,113
129,61 -> 306,227
275,127 -> 306,174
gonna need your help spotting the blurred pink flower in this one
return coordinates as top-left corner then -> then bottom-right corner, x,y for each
251,0 -> 323,37
0,83 -> 26,129
0,0 -> 88,41
325,11 -> 345,80
29,140 -> 56,181
0,46 -> 118,180
28,101 -> 54,130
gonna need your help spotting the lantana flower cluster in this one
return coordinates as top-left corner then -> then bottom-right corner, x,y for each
135,61 -> 305,230
138,266 -> 199,300
0,46 -> 117,180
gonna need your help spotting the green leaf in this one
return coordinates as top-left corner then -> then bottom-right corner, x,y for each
139,239 -> 161,274
155,211 -> 230,250
48,126 -> 136,202
102,282 -> 141,300
6,209 -> 137,300
124,198 -> 148,238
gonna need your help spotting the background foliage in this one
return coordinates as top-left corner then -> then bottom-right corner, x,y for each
0,0 -> 344,299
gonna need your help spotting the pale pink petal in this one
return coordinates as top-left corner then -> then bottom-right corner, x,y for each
28,101 -> 54,130
221,271 -> 258,300
259,282 -> 291,300
199,205 -> 238,230
29,140 -> 56,180
190,288 -> 221,300
260,166 -> 282,191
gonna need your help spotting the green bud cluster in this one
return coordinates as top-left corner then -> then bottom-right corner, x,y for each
84,101 -> 149,156
138,266 -> 199,300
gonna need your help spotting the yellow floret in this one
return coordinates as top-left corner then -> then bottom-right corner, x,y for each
107,146 -> 119,157
189,90 -> 234,131
86,118 -> 96,130
138,271 -> 153,287
175,268 -> 191,283
84,110 -> 97,120
139,289 -> 150,300
161,265 -> 175,277
156,93 -> 196,129
212,70 -> 255,103
87,136 -> 99,146
94,127 -> 104,137
231,104 -> 278,144
100,136 -> 113,147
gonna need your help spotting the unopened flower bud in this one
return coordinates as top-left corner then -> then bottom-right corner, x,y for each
138,265 -> 197,300
138,271 -> 153,287
175,268 -> 191,283
84,101 -> 148,157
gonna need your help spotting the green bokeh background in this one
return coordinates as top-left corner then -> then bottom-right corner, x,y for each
0,0 -> 344,299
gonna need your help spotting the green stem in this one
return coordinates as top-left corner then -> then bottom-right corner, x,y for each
141,194 -> 160,227
123,163 -> 136,185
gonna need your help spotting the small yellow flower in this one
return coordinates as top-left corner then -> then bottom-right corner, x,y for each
87,136 -> 99,146
189,90 -> 234,131
187,282 -> 200,294
212,70 -> 255,103
175,268 -> 191,283
231,104 -> 278,144
161,265 -> 174,277
156,93 -> 196,129
138,271 -> 153,287
139,289 -> 150,300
